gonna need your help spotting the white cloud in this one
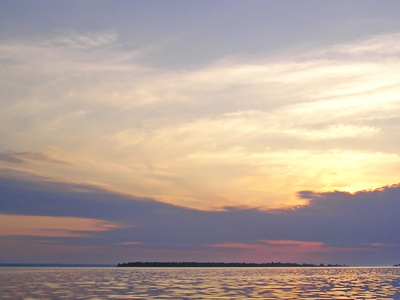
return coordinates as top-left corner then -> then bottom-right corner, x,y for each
330,32 -> 400,56
1,31 -> 400,209
47,32 -> 118,49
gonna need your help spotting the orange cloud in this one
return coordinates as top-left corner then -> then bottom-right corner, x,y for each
258,240 -> 321,246
370,243 -> 383,247
210,243 -> 261,250
0,214 -> 122,237
119,242 -> 144,245
208,240 -> 369,255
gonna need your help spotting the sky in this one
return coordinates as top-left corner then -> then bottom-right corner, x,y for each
1,0 -> 400,266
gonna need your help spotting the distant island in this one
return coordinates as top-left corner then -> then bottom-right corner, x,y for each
117,262 -> 344,268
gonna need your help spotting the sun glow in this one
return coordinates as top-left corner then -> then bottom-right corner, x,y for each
1,31 -> 400,210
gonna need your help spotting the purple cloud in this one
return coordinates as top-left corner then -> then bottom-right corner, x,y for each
0,170 -> 399,265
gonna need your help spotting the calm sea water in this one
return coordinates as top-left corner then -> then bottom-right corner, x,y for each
1,267 -> 400,299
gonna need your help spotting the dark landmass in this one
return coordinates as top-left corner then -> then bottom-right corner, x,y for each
117,262 -> 345,268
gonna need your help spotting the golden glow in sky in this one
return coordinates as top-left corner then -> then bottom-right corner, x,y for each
2,1 -> 400,266
1,32 -> 400,210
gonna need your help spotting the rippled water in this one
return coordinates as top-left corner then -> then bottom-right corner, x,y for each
1,267 -> 400,299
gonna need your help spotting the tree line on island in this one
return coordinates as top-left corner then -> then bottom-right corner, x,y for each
117,262 -> 345,267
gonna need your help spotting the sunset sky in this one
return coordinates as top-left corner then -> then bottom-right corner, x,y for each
1,0 -> 400,266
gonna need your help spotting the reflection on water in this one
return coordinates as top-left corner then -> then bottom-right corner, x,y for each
1,267 -> 400,299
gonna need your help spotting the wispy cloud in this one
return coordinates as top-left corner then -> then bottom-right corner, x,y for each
0,214 -> 122,238
328,32 -> 400,56
0,151 -> 71,165
119,242 -> 144,246
208,240 -> 368,254
1,32 -> 400,209
46,33 -> 118,50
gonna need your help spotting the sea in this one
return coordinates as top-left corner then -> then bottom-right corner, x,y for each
1,266 -> 400,299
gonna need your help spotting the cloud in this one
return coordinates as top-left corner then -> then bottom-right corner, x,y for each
328,32 -> 400,56
0,172 -> 399,264
0,151 -> 71,165
119,242 -> 144,246
0,214 -> 122,238
0,152 -> 24,164
46,33 -> 118,50
1,31 -> 400,210
208,240 -> 367,255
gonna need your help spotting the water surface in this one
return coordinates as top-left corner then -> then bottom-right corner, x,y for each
1,267 -> 400,299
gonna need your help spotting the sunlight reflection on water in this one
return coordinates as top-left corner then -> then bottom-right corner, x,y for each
1,267 -> 400,299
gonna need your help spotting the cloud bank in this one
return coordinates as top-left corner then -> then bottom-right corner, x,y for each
1,31 -> 400,210
0,171 -> 399,265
